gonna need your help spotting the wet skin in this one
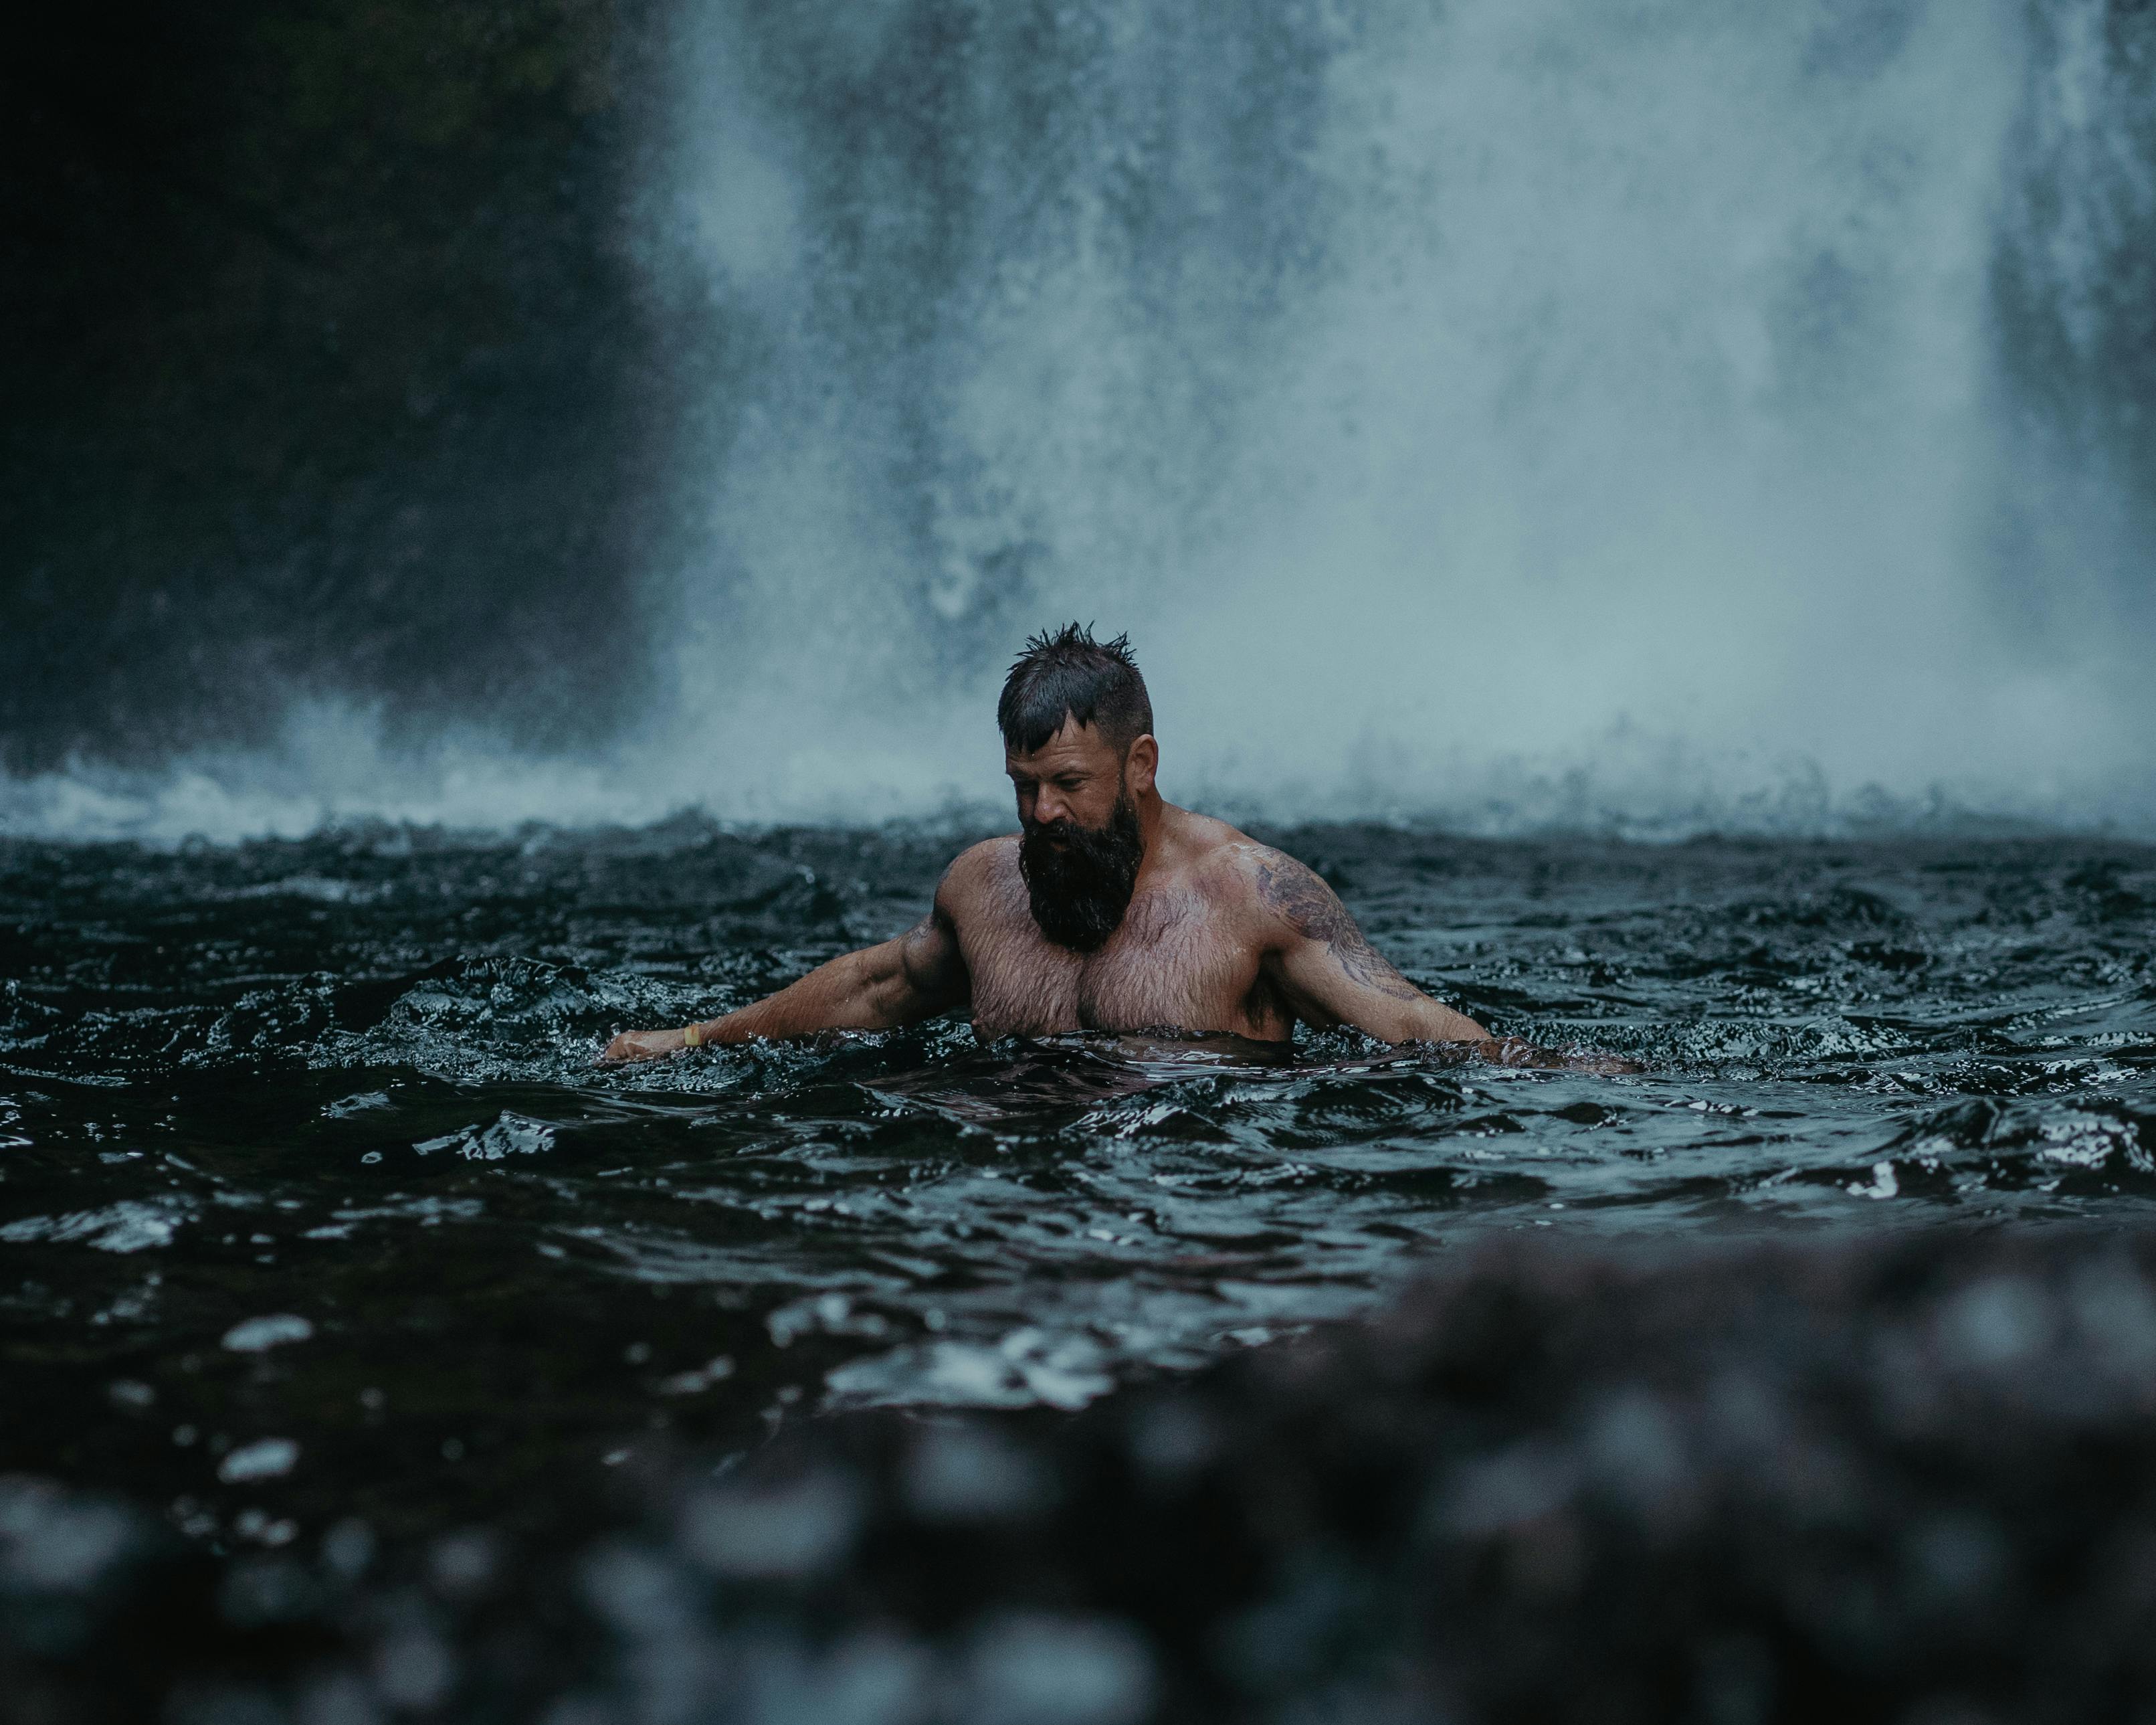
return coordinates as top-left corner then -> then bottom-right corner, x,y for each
601,718 -> 1507,1062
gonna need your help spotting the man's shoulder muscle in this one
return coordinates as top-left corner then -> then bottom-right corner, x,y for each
1224,842 -> 1425,1004
937,836 -> 1021,921
1160,808 -> 1264,885
1200,840 -> 1349,947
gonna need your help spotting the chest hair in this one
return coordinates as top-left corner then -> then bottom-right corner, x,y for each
963,869 -> 1262,1037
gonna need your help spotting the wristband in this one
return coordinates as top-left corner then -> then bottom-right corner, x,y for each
682,1022 -> 704,1049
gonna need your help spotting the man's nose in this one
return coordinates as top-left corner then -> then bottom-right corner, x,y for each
1034,788 -> 1069,825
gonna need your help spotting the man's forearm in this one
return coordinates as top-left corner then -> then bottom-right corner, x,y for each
1389,1004 -> 1636,1073
691,943 -> 917,1045
1345,992 -> 1488,1045
602,941 -> 927,1063
1399,998 -> 1635,1070
1406,995 -> 1488,1042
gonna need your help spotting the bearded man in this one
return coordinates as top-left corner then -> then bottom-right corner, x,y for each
603,625 -> 1516,1061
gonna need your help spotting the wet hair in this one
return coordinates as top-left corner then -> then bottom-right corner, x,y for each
997,624 -> 1155,756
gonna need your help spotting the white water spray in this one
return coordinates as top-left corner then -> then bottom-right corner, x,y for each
639,0 -> 2153,832
7,0 -> 2152,842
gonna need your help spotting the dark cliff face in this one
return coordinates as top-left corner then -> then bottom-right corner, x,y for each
0,0 -> 1347,775
1,0 -> 682,770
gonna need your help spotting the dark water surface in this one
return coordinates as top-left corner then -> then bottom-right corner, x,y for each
4,823 -> 2154,1562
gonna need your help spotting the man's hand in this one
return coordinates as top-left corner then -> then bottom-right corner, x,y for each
599,1027 -> 692,1064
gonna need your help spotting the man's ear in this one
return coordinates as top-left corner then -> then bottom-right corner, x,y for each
1125,734 -> 1159,798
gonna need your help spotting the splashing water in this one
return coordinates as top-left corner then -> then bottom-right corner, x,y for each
4,824 -> 2152,1546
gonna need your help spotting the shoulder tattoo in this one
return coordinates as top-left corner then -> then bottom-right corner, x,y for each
1254,854 -> 1421,1001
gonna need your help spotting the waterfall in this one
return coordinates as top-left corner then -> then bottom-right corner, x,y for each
7,0 -> 2153,839
643,0 -> 2153,830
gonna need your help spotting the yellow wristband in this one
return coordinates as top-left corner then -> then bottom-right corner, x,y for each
682,1022 -> 703,1049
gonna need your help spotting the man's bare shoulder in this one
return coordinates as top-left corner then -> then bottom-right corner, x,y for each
936,836 -> 1022,917
1156,802 -> 1238,844
1159,811 -> 1327,936
1194,834 -> 1350,943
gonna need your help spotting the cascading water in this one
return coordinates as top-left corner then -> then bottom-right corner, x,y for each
5,0 -> 2153,839
652,0 -> 2141,827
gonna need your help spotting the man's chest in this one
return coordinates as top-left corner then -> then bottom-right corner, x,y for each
961,887 -> 1266,1036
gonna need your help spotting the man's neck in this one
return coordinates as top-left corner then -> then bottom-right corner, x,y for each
1133,792 -> 1174,881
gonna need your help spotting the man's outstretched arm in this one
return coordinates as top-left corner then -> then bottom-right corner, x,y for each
599,891 -> 969,1063
1248,850 -> 1637,1071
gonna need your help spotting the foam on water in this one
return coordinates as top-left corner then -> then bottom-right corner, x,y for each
3,700 -> 2151,847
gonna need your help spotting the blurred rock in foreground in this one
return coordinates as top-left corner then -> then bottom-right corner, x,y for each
11,1224 -> 2156,1723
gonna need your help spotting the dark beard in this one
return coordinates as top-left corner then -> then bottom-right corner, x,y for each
1018,786 -> 1145,952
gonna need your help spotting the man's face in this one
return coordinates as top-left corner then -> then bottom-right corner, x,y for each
1003,718 -> 1129,834
1007,719 -> 1145,951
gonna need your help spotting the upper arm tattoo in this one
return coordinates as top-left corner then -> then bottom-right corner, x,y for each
1254,854 -> 1422,1001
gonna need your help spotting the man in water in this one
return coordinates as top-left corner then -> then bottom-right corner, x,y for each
603,625 -> 1518,1061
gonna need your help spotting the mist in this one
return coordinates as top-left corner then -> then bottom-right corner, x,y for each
8,0 -> 2154,840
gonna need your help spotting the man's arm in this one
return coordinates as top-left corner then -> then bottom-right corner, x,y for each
599,885 -> 970,1063
1247,850 -> 1638,1071
1249,850 -> 1489,1044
